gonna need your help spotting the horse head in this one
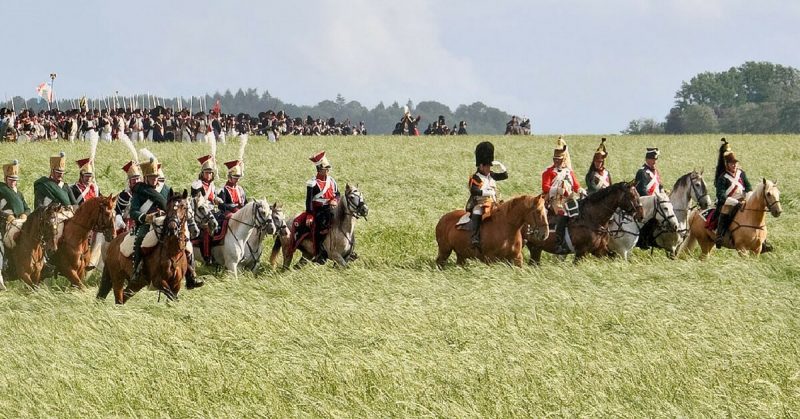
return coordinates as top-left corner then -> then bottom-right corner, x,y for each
41,204 -> 62,252
164,190 -> 189,238
526,194 -> 549,241
689,169 -> 711,209
623,181 -> 644,222
191,193 -> 218,233
762,178 -> 782,218
97,194 -> 118,242
345,184 -> 368,219
654,192 -> 679,233
269,201 -> 288,236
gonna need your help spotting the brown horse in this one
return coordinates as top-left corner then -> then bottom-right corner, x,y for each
98,190 -> 189,304
435,194 -> 549,268
681,178 -> 781,259
527,181 -> 643,264
5,204 -> 60,288
50,195 -> 117,289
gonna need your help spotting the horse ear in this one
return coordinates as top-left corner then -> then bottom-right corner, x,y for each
182,189 -> 189,199
774,179 -> 778,186
699,167 -> 704,175
762,177 -> 766,185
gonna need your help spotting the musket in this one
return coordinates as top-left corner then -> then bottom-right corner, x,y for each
189,96 -> 193,114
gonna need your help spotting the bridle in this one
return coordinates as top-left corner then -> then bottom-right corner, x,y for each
343,189 -> 368,219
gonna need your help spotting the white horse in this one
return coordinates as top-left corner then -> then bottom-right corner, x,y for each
650,170 -> 711,257
203,199 -> 271,277
271,184 -> 368,269
240,202 -> 285,272
608,192 -> 679,261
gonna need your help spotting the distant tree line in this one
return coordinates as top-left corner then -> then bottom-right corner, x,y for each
6,89 -> 516,135
624,61 -> 800,134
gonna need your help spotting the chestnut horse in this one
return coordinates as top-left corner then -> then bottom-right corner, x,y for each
4,204 -> 60,288
50,195 -> 117,289
527,181 -> 643,264
680,178 -> 781,259
98,190 -> 189,304
435,194 -> 549,268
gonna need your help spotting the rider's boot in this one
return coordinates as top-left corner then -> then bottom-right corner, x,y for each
715,213 -> 730,249
470,214 -> 482,249
130,229 -> 146,287
184,250 -> 204,290
314,229 -> 328,265
554,216 -> 568,254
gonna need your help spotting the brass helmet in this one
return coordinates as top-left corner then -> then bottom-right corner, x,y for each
76,158 -> 94,176
50,151 -> 66,173
3,159 -> 20,180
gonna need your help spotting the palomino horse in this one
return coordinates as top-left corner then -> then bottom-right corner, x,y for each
241,202 -> 285,272
527,182 -> 643,264
647,169 -> 711,257
681,178 -> 781,259
271,184 -> 368,269
608,192 -> 679,261
436,194 -> 548,268
51,195 -> 117,289
1,204 -> 61,289
205,199 -> 271,277
98,191 -> 190,304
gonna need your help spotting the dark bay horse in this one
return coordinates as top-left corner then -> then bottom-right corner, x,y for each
4,204 -> 60,288
98,191 -> 189,304
51,195 -> 117,289
527,182 -> 643,264
436,194 -> 549,268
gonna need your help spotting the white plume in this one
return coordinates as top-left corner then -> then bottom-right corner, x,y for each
209,136 -> 217,172
119,133 -> 138,163
238,134 -> 248,164
139,148 -> 155,162
88,131 -> 99,162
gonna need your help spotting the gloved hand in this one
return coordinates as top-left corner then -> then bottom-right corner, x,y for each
491,160 -> 507,173
214,197 -> 224,205
578,188 -> 587,197
305,216 -> 314,227
145,213 -> 156,224
18,213 -> 27,221
5,214 -> 14,223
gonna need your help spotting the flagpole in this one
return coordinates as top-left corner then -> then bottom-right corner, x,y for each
49,73 -> 57,111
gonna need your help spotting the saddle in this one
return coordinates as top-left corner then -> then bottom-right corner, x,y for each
190,213 -> 230,256
456,202 -> 496,230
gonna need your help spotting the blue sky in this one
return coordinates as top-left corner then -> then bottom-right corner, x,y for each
2,0 -> 798,133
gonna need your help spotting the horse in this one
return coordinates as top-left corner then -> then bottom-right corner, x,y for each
241,202 -> 286,272
680,178 -> 781,259
435,194 -> 548,268
607,192 -> 679,261
271,184 -> 368,269
98,190 -> 190,304
204,199 -> 272,277
50,195 -> 117,289
527,181 -> 643,264
1,204 -> 61,289
648,169 -> 711,258
504,118 -> 531,135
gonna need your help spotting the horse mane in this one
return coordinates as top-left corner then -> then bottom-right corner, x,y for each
21,205 -> 51,233
581,181 -> 627,204
495,194 -> 541,216
672,172 -> 692,191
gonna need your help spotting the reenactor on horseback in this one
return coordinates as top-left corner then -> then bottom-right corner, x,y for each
114,161 -> 141,234
714,138 -> 752,249
217,160 -> 247,216
305,151 -> 339,263
585,138 -> 611,195
634,148 -> 664,197
71,158 -> 99,205
542,137 -> 582,253
0,160 -> 31,243
34,152 -> 77,209
192,154 -> 221,263
466,141 -> 508,248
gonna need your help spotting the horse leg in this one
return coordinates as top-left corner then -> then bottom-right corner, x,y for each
526,243 -> 542,266
513,253 -> 523,267
436,247 -> 452,269
330,253 -> 348,268
456,253 -> 467,266
96,265 -> 113,300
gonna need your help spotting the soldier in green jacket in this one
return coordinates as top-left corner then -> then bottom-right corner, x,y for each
0,159 -> 31,230
33,152 -> 77,209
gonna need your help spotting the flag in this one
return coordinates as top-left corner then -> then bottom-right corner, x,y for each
211,99 -> 221,115
36,82 -> 53,102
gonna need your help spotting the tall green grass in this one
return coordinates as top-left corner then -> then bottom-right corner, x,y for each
0,135 -> 797,417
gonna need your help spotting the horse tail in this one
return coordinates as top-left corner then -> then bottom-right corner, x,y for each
269,236 -> 282,267
96,264 -> 112,300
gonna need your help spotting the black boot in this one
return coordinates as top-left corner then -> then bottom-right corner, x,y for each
470,214 -> 482,249
761,240 -> 773,254
130,228 -> 147,287
715,213 -> 730,249
554,216 -> 568,254
314,229 -> 328,264
185,251 -> 204,290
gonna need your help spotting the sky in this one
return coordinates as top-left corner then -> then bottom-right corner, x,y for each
2,0 -> 798,133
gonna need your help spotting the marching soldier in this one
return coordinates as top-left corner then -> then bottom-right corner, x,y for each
634,148 -> 664,197
714,138 -> 752,249
304,151 -> 339,263
585,138 -> 611,194
71,158 -> 99,205
465,141 -> 508,248
217,160 -> 247,216
34,152 -> 77,209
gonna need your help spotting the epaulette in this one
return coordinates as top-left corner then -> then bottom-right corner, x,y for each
306,178 -> 317,188
191,179 -> 203,190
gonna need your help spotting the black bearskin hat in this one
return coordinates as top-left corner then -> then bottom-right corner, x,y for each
475,141 -> 494,167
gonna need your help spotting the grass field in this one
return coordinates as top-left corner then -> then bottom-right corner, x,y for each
0,134 -> 798,417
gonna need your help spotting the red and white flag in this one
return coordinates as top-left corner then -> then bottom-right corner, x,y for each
36,82 -> 53,102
